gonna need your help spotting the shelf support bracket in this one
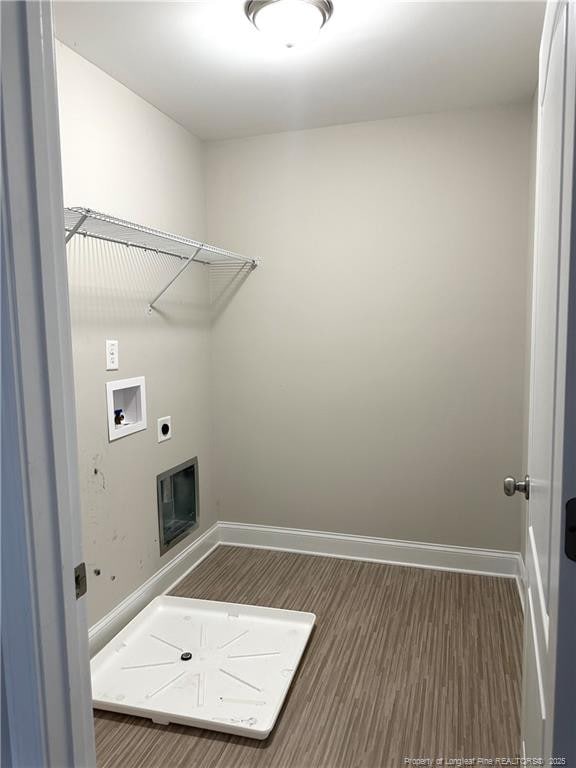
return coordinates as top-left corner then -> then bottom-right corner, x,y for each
64,212 -> 88,244
147,245 -> 203,314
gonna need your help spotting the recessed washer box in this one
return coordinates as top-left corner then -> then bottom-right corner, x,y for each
90,596 -> 315,739
106,376 -> 147,441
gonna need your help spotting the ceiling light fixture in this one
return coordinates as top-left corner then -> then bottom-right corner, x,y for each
245,0 -> 334,49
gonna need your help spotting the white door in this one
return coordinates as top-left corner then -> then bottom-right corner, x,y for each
513,1 -> 576,761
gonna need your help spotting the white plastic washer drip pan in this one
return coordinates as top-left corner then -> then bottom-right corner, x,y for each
91,596 -> 316,739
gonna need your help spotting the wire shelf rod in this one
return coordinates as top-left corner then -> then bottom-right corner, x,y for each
65,229 -> 212,265
147,246 -> 203,313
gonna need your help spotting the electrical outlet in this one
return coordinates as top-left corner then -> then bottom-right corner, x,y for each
106,340 -> 119,371
157,416 -> 171,443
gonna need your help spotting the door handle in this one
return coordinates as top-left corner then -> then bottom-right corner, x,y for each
503,475 -> 530,500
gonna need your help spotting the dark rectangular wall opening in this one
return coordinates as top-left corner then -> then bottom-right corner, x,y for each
157,457 -> 198,555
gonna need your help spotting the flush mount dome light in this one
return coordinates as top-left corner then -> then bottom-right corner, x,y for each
245,0 -> 334,48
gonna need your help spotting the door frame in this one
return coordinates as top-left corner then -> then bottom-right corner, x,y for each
548,1 -> 576,761
1,2 -> 95,766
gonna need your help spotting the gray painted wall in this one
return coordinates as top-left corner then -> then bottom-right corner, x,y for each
206,107 -> 532,551
58,42 -> 533,625
57,44 -> 214,626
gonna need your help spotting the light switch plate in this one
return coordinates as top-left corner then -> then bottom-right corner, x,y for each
106,340 -> 119,371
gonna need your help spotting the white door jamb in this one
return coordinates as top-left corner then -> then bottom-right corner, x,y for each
1,2 -> 96,766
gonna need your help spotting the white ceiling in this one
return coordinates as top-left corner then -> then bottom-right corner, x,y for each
54,1 -> 544,141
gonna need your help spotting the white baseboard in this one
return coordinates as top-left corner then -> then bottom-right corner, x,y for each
89,521 -> 524,656
218,521 -> 524,581
88,523 -> 220,655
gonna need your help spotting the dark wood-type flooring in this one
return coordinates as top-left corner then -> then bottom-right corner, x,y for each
95,546 -> 523,768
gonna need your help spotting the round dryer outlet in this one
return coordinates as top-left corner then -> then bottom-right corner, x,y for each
157,416 -> 171,442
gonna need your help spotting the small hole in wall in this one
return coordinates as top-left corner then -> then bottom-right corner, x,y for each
111,575 -> 116,581
161,423 -> 170,436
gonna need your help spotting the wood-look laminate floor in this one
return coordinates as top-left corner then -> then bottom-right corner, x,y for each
95,546 -> 523,768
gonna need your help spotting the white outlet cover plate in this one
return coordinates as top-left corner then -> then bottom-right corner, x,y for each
90,596 -> 315,739
157,416 -> 171,442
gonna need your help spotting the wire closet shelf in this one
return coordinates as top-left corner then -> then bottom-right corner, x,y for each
64,207 -> 257,312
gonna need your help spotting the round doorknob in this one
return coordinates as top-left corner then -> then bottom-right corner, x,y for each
503,475 -> 530,500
